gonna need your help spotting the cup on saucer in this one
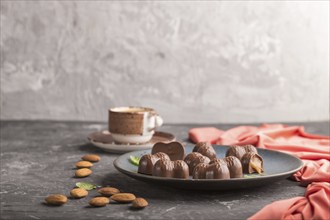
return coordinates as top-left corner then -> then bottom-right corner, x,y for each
108,107 -> 163,144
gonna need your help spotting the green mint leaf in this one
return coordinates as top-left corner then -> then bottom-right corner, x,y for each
75,182 -> 97,190
129,155 -> 140,166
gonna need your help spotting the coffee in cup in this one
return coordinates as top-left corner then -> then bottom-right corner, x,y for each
108,107 -> 163,144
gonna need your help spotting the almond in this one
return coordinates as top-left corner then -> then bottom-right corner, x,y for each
82,154 -> 100,162
75,168 -> 92,178
110,193 -> 136,203
45,194 -> 68,206
75,161 -> 93,168
132,198 -> 148,209
89,197 -> 109,207
98,187 -> 120,197
70,188 -> 88,198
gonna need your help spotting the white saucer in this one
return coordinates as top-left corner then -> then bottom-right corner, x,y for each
87,130 -> 176,154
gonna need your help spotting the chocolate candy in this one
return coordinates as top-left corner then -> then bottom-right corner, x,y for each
152,141 -> 185,161
211,157 -> 243,178
138,152 -> 170,175
152,159 -> 189,179
241,152 -> 264,174
205,161 -> 230,179
193,142 -> 217,160
192,163 -> 208,179
192,160 -> 230,180
224,156 -> 243,178
184,152 -> 211,175
173,160 -> 189,179
225,145 -> 258,160
152,159 -> 174,177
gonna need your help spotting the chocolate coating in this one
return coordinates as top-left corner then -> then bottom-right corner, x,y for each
194,159 -> 228,180
192,163 -> 208,179
224,156 -> 243,178
205,161 -> 230,179
138,154 -> 157,175
184,152 -> 211,175
154,152 -> 171,161
244,145 -> 258,154
172,160 -> 189,179
225,145 -> 258,160
193,142 -> 217,160
152,159 -> 174,177
211,157 -> 243,178
138,152 -> 170,175
241,152 -> 264,174
152,141 -> 185,161
152,159 -> 189,179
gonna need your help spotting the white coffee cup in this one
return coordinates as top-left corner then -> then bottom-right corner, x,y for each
108,107 -> 163,144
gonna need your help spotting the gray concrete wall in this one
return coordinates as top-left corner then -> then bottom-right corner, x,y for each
1,1 -> 329,123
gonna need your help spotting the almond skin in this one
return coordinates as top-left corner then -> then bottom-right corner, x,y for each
89,197 -> 109,207
45,194 -> 68,206
75,161 -> 93,168
70,188 -> 88,198
75,168 -> 92,178
82,154 -> 100,162
98,187 -> 120,197
110,193 -> 136,203
132,198 -> 148,209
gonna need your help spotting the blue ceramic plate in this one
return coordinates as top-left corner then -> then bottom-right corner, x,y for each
113,145 -> 303,190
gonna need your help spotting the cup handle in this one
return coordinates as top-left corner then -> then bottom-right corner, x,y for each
148,115 -> 163,131
155,115 -> 163,127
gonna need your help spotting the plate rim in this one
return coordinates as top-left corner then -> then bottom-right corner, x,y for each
113,145 -> 304,182
87,130 -> 176,152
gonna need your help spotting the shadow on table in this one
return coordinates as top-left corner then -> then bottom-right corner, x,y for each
98,172 -> 297,203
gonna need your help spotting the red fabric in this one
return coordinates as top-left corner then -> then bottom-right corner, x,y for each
249,182 -> 330,220
293,159 -> 330,186
188,124 -> 330,220
189,127 -> 224,144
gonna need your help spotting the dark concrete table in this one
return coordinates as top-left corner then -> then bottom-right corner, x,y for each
1,121 -> 329,220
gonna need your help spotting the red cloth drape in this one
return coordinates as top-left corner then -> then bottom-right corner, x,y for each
189,124 -> 330,220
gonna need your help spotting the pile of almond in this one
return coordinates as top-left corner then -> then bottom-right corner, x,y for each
75,154 -> 100,178
45,154 -> 148,209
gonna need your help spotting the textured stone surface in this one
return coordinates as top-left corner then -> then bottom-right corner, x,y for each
0,1 -> 329,123
0,121 -> 329,220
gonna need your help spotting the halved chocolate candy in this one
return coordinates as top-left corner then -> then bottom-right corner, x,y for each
138,152 -> 170,175
152,159 -> 174,177
172,160 -> 189,179
241,152 -> 264,174
184,152 -> 211,175
205,161 -> 230,179
152,141 -> 185,161
193,142 -> 217,160
192,163 -> 209,179
225,145 -> 258,160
